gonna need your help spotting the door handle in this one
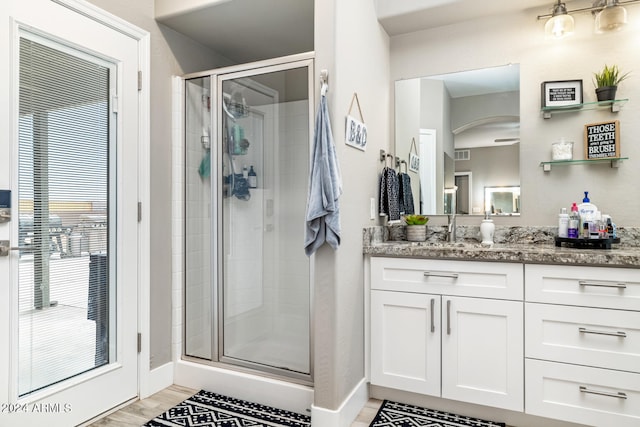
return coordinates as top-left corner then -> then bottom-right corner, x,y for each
430,298 -> 435,333
0,241 -> 31,256
446,300 -> 451,335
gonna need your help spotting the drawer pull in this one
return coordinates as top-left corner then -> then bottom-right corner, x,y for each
430,298 -> 435,333
424,271 -> 459,279
446,300 -> 451,335
579,327 -> 627,338
579,280 -> 627,289
579,386 -> 627,400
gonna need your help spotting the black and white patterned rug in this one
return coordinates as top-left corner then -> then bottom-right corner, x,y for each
143,390 -> 311,427
369,400 -> 506,427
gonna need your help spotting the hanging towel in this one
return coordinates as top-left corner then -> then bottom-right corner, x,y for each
378,166 -> 400,221
304,83 -> 342,256
398,172 -> 414,215
198,150 -> 211,178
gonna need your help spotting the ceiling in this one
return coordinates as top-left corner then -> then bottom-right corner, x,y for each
375,0 -> 564,36
157,0 -> 314,64
157,0 -> 570,63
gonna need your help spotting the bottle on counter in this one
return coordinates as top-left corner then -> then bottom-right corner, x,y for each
578,191 -> 598,237
242,165 -> 249,179
558,207 -> 569,238
568,202 -> 580,239
480,211 -> 495,245
248,165 -> 257,188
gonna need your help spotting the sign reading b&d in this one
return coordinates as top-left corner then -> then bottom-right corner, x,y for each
584,120 -> 620,160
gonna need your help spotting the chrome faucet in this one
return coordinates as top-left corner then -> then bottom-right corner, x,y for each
447,213 -> 456,242
446,185 -> 458,242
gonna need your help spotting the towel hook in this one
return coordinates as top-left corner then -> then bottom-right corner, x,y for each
320,69 -> 329,94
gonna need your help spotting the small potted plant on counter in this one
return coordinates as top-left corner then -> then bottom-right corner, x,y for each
593,64 -> 630,102
404,214 -> 429,242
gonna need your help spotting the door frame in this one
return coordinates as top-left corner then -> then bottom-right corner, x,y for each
0,0 -> 151,415
51,0 -> 153,401
56,0 -> 153,400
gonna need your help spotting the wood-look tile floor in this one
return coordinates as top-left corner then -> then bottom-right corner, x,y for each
86,385 -> 197,426
87,385 -> 383,426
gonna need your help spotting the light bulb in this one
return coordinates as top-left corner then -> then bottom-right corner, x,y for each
545,13 -> 575,38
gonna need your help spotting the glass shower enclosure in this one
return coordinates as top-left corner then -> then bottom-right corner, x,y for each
184,56 -> 313,383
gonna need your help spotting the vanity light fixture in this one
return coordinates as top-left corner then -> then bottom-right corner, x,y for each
538,0 -> 640,36
595,0 -> 627,32
544,0 -> 575,38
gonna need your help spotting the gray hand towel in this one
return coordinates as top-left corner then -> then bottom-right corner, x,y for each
304,85 -> 342,256
378,166 -> 400,221
398,172 -> 414,215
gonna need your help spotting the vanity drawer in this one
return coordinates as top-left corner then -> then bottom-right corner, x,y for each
526,302 -> 640,373
525,264 -> 640,310
526,359 -> 640,427
371,257 -> 523,300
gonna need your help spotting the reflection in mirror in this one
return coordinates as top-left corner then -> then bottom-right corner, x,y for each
395,64 -> 520,216
485,186 -> 521,216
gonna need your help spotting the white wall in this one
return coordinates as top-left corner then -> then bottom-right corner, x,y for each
391,8 -> 640,227
313,0 -> 391,413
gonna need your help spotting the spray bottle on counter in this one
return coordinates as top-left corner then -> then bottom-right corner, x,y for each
568,202 -> 580,239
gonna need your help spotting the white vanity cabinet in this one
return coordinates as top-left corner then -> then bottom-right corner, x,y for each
525,264 -> 640,427
370,257 -> 524,412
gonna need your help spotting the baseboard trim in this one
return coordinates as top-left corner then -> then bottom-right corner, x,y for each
311,378 -> 368,427
174,359 -> 313,415
140,361 -> 174,399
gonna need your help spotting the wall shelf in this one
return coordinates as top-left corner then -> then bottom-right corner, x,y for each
540,157 -> 628,172
542,99 -> 628,119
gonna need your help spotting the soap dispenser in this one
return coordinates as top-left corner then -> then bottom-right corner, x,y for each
480,211 -> 495,245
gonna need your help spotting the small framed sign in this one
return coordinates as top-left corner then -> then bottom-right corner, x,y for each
584,120 -> 620,160
541,80 -> 583,108
409,152 -> 419,173
345,115 -> 367,151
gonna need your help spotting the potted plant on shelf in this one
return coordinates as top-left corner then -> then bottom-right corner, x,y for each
404,214 -> 429,242
593,64 -> 630,102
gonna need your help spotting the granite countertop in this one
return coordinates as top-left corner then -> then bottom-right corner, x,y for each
363,226 -> 640,268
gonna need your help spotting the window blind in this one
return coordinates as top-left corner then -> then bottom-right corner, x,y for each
18,35 -> 113,396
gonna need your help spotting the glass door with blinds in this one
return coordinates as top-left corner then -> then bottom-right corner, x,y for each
0,1 -> 141,425
17,35 -> 115,396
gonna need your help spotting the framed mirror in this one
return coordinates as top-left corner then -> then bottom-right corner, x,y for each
395,64 -> 520,216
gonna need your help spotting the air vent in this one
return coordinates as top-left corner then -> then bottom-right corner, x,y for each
455,150 -> 470,161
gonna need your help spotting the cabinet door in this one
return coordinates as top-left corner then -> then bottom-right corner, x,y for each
442,296 -> 523,411
370,290 -> 440,396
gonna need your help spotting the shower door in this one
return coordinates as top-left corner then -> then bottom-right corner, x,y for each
184,57 -> 313,383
